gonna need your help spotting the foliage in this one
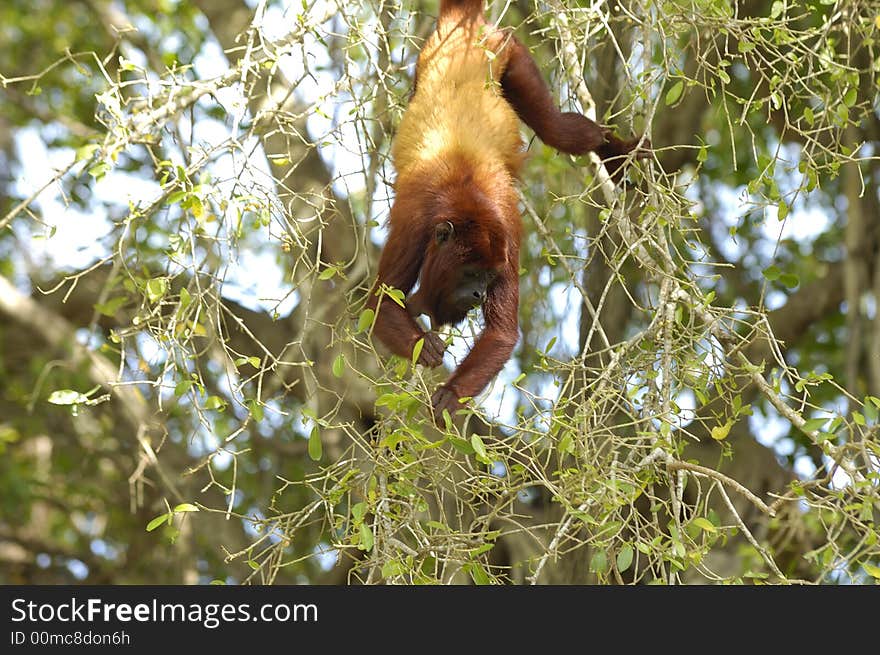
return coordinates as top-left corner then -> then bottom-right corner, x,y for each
0,0 -> 878,584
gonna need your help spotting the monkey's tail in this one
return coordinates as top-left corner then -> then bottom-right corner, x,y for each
439,0 -> 484,19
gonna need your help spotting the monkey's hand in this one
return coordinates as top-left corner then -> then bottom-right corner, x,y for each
431,384 -> 464,423
415,332 -> 447,368
597,130 -> 651,183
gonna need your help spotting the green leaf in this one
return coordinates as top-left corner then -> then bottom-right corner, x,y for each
247,399 -> 264,422
590,549 -> 609,574
711,420 -> 732,441
449,437 -> 476,456
359,524 -> 374,552
393,357 -> 409,379
803,106 -> 814,126
351,502 -> 367,522
146,277 -> 168,303
468,563 -> 490,585
672,539 -> 686,559
843,88 -> 858,108
853,411 -> 866,426
95,296 -> 127,317
308,426 -> 322,461
382,560 -> 406,578
802,418 -> 828,433
174,379 -> 193,397
470,434 -> 488,461
376,391 -> 421,413
762,265 -> 781,281
616,545 -> 634,573
173,503 -> 199,513
357,309 -> 375,333
665,80 -> 684,106
469,543 -> 494,557
863,562 -> 880,579
692,517 -> 718,533
204,396 -> 226,411
442,408 -> 453,431
48,390 -> 88,405
75,144 -> 100,162
88,162 -> 110,180
386,288 -> 406,307
777,201 -> 789,221
779,273 -> 799,289
412,338 -> 424,367
318,266 -> 337,281
146,514 -> 168,532
558,433 -> 574,454
815,431 -> 835,444
332,353 -> 345,378
190,196 -> 205,221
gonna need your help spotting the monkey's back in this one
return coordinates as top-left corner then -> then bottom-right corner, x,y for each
392,17 -> 524,184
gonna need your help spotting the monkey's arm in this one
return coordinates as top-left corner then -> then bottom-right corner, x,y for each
369,218 -> 446,367
500,37 -> 648,180
432,264 -> 519,419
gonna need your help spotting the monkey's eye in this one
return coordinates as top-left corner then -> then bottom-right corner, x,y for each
434,221 -> 454,244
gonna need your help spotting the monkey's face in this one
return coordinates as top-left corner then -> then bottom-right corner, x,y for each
432,263 -> 497,326
408,220 -> 500,327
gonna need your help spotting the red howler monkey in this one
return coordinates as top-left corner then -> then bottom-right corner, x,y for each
368,0 -> 648,421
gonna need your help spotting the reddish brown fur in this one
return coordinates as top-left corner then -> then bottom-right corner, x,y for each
368,0 -> 648,420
